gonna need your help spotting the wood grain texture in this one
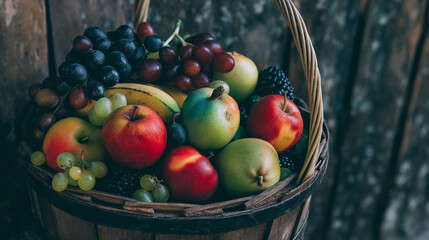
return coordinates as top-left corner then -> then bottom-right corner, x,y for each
146,0 -> 287,69
48,0 -> 134,68
328,0 -> 428,239
0,0 -> 49,122
284,1 -> 362,238
97,225 -> 152,240
37,194 -> 59,240
268,202 -> 303,240
52,206 -> 97,240
381,21 -> 429,240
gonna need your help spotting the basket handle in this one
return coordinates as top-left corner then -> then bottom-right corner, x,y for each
134,0 -> 151,28
133,0 -> 324,184
273,0 -> 324,183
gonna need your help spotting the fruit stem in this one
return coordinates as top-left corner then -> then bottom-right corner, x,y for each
209,86 -> 224,100
257,176 -> 264,187
282,92 -> 288,112
175,33 -> 190,47
131,105 -> 139,121
172,112 -> 181,125
163,19 -> 182,47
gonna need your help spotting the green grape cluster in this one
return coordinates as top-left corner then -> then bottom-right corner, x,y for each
51,152 -> 108,192
132,175 -> 170,203
88,92 -> 127,127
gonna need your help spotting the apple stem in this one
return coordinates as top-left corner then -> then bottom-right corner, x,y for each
79,136 -> 89,143
282,92 -> 288,112
209,86 -> 225,100
257,176 -> 264,187
131,105 -> 139,121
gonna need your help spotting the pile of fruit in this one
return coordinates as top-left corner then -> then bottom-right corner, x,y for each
27,20 -> 309,204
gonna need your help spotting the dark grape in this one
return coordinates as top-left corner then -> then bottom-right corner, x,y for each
212,52 -> 235,73
203,40 -> 223,54
55,104 -> 70,119
138,59 -> 162,82
65,50 -> 81,62
159,47 -> 177,64
99,65 -> 120,87
84,27 -> 107,42
42,76 -> 60,89
144,35 -> 163,53
115,25 -> 134,41
192,44 -> 213,65
38,112 -> 56,131
29,83 -> 41,98
55,81 -> 72,96
58,60 -> 78,77
83,50 -> 105,71
162,64 -> 180,81
34,88 -> 59,108
182,60 -> 200,77
136,22 -> 155,42
93,38 -> 111,53
73,35 -> 92,54
69,87 -> 88,109
201,64 -> 212,77
106,51 -> 128,72
33,127 -> 45,141
86,80 -> 105,100
119,63 -> 132,81
166,123 -> 187,148
64,63 -> 88,84
179,45 -> 193,60
190,32 -> 215,44
175,75 -> 192,91
107,31 -> 116,40
111,39 -> 136,58
128,43 -> 146,68
191,72 -> 210,89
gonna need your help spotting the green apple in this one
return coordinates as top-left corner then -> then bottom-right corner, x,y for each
213,52 -> 258,103
215,138 -> 280,197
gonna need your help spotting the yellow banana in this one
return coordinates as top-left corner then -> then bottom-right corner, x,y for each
147,84 -> 188,109
105,83 -> 180,123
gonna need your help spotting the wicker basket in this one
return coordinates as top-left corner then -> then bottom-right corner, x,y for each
18,0 -> 327,239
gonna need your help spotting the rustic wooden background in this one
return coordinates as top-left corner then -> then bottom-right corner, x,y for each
1,0 -> 428,239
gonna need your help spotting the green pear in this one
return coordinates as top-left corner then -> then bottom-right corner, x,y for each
213,52 -> 258,103
215,138 -> 280,197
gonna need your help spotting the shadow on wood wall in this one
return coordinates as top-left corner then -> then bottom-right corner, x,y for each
1,0 -> 428,239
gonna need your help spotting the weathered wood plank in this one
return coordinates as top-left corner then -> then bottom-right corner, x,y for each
48,0 -> 134,68
328,0 -> 428,239
0,0 -> 49,122
285,1 -> 363,239
97,225 -> 152,240
381,19 -> 429,240
52,206 -> 98,240
0,1 -> 48,238
147,0 -> 287,69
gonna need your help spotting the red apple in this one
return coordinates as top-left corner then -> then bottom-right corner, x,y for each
43,117 -> 108,171
102,105 -> 167,168
247,95 -> 303,152
162,146 -> 218,202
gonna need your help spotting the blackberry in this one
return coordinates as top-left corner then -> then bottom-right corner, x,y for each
96,167 -> 151,197
256,66 -> 294,101
279,153 -> 297,172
